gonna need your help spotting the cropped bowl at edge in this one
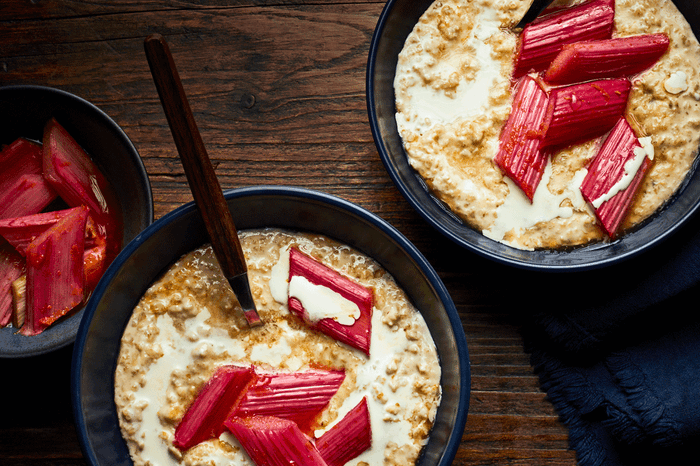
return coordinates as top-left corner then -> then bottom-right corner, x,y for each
0,85 -> 154,358
71,186 -> 470,466
366,0 -> 700,272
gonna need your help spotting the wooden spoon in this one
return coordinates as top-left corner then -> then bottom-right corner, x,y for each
143,33 -> 262,327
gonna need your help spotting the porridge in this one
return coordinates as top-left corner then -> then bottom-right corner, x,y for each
394,0 -> 700,250
114,229 -> 441,466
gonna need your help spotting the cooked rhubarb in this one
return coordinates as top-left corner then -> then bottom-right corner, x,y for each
21,206 -> 89,336
0,174 -> 58,220
494,76 -> 550,200
513,0 -> 615,78
11,275 -> 27,328
287,247 -> 373,356
237,368 -> 346,433
580,117 -> 653,237
540,78 -> 632,149
0,208 -> 79,256
173,365 -> 257,451
544,33 -> 671,84
1,240 -> 25,327
316,397 -> 371,466
42,118 -> 123,260
225,416 -> 328,466
0,138 -> 43,191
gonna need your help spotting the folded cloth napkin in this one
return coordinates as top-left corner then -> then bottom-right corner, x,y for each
513,210 -> 700,465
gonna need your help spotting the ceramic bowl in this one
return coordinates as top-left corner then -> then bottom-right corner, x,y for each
71,186 -> 470,466
366,0 -> 700,271
0,85 -> 153,357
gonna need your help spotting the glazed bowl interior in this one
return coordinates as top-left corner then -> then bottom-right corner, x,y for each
0,85 -> 154,357
367,0 -> 700,272
71,187 -> 470,466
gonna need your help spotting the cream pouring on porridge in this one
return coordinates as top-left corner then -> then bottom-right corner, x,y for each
114,229 -> 441,466
394,0 -> 700,250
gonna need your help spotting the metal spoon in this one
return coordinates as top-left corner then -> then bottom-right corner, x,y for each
513,0 -> 556,29
144,33 -> 262,327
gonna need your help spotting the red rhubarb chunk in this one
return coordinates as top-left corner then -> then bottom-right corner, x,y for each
541,78 -> 632,149
174,365 -> 257,451
0,208 -> 81,257
494,76 -> 550,200
0,174 -> 58,220
316,397 -> 372,466
544,33 -> 670,85
225,416 -> 328,466
0,138 -> 44,190
22,205 -> 89,335
288,247 -> 373,356
580,117 -> 653,237
514,0 -> 615,78
236,368 -> 346,433
42,118 -> 123,261
1,240 -> 26,327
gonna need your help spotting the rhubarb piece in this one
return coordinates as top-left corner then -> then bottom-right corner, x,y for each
541,78 -> 632,149
287,247 -> 373,356
1,240 -> 25,327
316,397 -> 372,466
237,368 -> 346,433
514,0 -> 615,78
580,117 -> 653,237
0,208 -> 81,256
173,365 -> 257,451
0,174 -> 58,220
494,76 -> 550,200
0,138 -> 44,190
544,33 -> 671,85
42,118 -> 123,259
21,205 -> 89,336
83,242 -> 108,292
225,416 -> 328,466
11,275 -> 27,328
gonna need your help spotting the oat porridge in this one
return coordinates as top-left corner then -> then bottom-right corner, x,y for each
394,0 -> 700,250
114,228 -> 441,466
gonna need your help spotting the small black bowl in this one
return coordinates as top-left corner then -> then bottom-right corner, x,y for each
0,85 -> 154,358
71,186 -> 470,466
367,0 -> 700,272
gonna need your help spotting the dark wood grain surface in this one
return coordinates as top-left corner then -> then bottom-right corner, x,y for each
0,1 -> 576,464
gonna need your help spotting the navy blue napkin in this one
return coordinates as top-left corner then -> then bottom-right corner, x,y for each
514,211 -> 700,465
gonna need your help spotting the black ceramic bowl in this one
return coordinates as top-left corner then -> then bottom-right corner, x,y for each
71,187 -> 470,466
0,85 -> 154,358
367,0 -> 700,272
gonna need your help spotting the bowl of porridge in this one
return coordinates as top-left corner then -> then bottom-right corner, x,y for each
71,186 -> 470,466
367,0 -> 700,271
0,85 -> 153,357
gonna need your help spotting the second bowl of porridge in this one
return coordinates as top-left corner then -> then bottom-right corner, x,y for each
71,186 -> 469,466
368,0 -> 700,271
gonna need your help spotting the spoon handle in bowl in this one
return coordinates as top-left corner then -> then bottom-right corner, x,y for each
143,33 -> 262,326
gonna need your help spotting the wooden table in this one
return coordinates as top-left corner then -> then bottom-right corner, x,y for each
0,1 -> 577,464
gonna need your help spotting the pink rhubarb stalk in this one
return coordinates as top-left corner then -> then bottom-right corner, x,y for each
288,247 -> 373,356
225,416 -> 328,466
236,368 -> 346,433
173,365 -> 257,451
21,205 -> 89,336
514,0 -> 615,78
316,397 -> 372,466
0,208 -> 81,256
544,33 -> 670,85
1,240 -> 25,327
494,76 -> 550,200
580,117 -> 653,237
540,78 -> 632,149
42,118 -> 123,260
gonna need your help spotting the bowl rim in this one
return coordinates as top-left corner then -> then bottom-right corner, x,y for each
366,0 -> 700,272
0,84 -> 154,358
71,185 -> 470,466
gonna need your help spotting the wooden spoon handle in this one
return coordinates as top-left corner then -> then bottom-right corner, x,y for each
144,33 -> 247,278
